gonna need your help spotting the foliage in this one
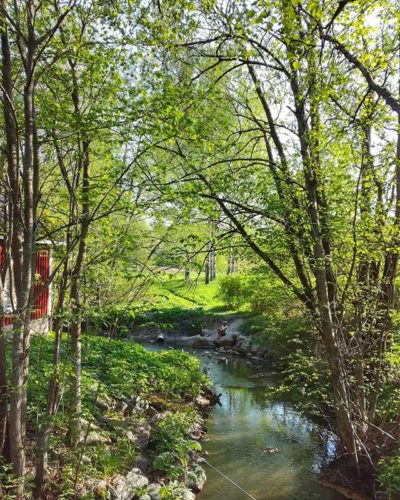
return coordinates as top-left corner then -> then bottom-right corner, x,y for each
240,315 -> 309,358
24,334 -> 208,493
217,272 -> 303,315
379,453 -> 400,497
152,410 -> 201,480
216,275 -> 247,309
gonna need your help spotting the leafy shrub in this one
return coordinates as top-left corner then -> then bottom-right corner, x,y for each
240,315 -> 309,358
379,453 -> 400,496
152,409 -> 199,453
152,410 -> 201,480
160,480 -> 197,499
216,271 -> 303,315
90,439 -> 136,476
87,304 -> 146,337
216,275 -> 247,308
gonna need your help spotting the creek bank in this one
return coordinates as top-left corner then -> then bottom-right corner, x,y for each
85,390 -> 214,499
23,336 -> 213,499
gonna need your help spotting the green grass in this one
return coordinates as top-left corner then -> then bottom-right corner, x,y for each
160,275 -> 224,309
142,272 -> 226,312
23,333 -> 210,496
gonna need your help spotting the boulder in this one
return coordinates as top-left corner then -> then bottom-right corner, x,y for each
116,400 -> 129,414
95,398 -> 110,411
94,480 -> 108,498
195,395 -> 210,408
147,483 -> 162,500
80,418 -> 101,432
134,454 -> 151,473
85,431 -> 111,445
192,336 -> 215,348
185,466 -> 207,492
111,468 -> 149,499
81,454 -> 92,465
176,335 -> 214,348
189,422 -> 203,440
134,396 -> 150,412
214,333 -> 236,348
124,425 -> 150,451
180,489 -> 196,500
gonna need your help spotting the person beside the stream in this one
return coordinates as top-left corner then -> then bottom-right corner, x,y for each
217,320 -> 228,338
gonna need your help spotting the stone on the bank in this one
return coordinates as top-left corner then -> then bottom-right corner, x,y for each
134,396 -> 149,412
125,424 -> 150,451
147,483 -> 162,500
80,418 -> 101,431
185,466 -> 207,492
86,431 -> 111,445
94,480 -> 108,497
117,400 -> 129,414
195,395 -> 210,407
180,488 -> 196,500
134,454 -> 151,473
81,454 -> 92,465
96,398 -> 111,411
111,468 -> 149,499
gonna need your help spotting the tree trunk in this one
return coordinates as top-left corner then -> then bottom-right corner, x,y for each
35,252 -> 70,494
68,140 -> 90,447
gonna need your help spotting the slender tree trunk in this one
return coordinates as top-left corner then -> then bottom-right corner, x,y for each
35,251 -> 70,494
0,277 -> 8,458
227,246 -> 235,275
68,140 -> 90,447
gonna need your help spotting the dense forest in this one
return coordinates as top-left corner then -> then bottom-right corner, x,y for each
1,0 -> 400,498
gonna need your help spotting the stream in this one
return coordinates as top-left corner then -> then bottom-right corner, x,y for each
147,345 -> 344,499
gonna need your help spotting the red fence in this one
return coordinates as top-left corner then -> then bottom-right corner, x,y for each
0,239 -> 50,324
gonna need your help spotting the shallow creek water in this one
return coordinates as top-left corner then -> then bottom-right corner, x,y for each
147,345 -> 344,500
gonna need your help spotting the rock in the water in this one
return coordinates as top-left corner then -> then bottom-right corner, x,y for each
111,468 -> 149,499
214,333 -> 236,348
85,431 -> 111,445
185,466 -> 207,492
177,335 -> 215,348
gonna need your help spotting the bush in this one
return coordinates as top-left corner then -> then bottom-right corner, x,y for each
152,410 -> 201,480
379,453 -> 400,496
216,271 -> 304,315
216,275 -> 247,308
87,304 -> 146,336
240,315 -> 309,358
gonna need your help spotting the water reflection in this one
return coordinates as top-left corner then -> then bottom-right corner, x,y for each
145,346 -> 343,499
195,354 -> 343,500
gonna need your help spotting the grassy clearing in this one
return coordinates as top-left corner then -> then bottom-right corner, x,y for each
146,272 -> 227,312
